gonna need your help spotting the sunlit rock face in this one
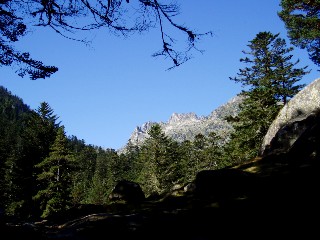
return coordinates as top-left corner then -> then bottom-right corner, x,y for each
119,95 -> 243,153
260,78 -> 320,157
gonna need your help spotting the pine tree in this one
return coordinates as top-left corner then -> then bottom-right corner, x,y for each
0,96 -> 61,218
177,140 -> 196,184
36,102 -> 60,142
119,140 -> 142,183
87,148 -> 118,204
137,124 -> 180,196
70,143 -> 97,205
226,31 -> 309,164
278,0 -> 320,67
191,134 -> 208,173
204,132 -> 227,169
33,126 -> 74,218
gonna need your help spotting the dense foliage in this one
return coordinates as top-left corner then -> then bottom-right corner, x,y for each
226,31 -> 309,163
33,126 -> 75,218
279,0 -> 320,67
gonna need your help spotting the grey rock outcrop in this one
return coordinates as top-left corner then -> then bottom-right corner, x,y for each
120,95 -> 243,152
260,78 -> 320,156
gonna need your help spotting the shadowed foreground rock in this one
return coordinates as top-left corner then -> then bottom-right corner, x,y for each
108,180 -> 145,203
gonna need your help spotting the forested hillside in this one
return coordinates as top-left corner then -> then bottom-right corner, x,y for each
0,86 -> 236,220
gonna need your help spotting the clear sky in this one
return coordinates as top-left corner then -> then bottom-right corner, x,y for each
1,0 -> 319,150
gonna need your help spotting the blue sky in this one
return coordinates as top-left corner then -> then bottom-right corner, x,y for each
1,0 -> 319,150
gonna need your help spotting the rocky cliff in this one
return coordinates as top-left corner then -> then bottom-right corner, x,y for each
119,95 -> 243,152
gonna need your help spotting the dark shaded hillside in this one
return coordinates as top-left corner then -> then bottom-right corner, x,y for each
0,86 -> 34,211
0,86 -> 33,152
0,86 -> 32,120
2,151 -> 319,239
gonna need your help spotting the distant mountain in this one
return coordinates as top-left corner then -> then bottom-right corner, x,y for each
119,95 -> 243,152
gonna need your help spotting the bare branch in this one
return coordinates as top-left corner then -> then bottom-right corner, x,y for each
1,0 -> 213,79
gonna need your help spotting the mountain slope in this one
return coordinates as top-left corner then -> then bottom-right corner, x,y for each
0,86 -> 32,120
120,94 -> 243,151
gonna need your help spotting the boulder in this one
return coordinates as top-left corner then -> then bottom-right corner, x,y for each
260,78 -> 320,157
263,110 -> 320,162
109,180 -> 145,203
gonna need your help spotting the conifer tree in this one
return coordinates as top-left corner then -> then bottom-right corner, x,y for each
278,0 -> 320,67
226,31 -> 309,164
87,148 -> 118,204
119,140 -> 141,182
1,99 -> 60,218
204,132 -> 227,169
138,124 -> 180,196
177,140 -> 196,184
190,134 -> 208,174
33,102 -> 60,161
33,126 -> 74,218
68,138 -> 97,205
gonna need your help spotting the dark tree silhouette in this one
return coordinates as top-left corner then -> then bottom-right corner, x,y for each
0,2 -> 58,80
278,0 -> 320,67
0,0 -> 212,79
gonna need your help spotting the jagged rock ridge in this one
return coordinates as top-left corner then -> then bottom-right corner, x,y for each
120,95 -> 243,151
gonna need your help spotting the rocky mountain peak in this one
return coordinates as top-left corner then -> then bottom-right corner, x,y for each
118,95 -> 243,153
135,121 -> 155,133
168,112 -> 201,125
